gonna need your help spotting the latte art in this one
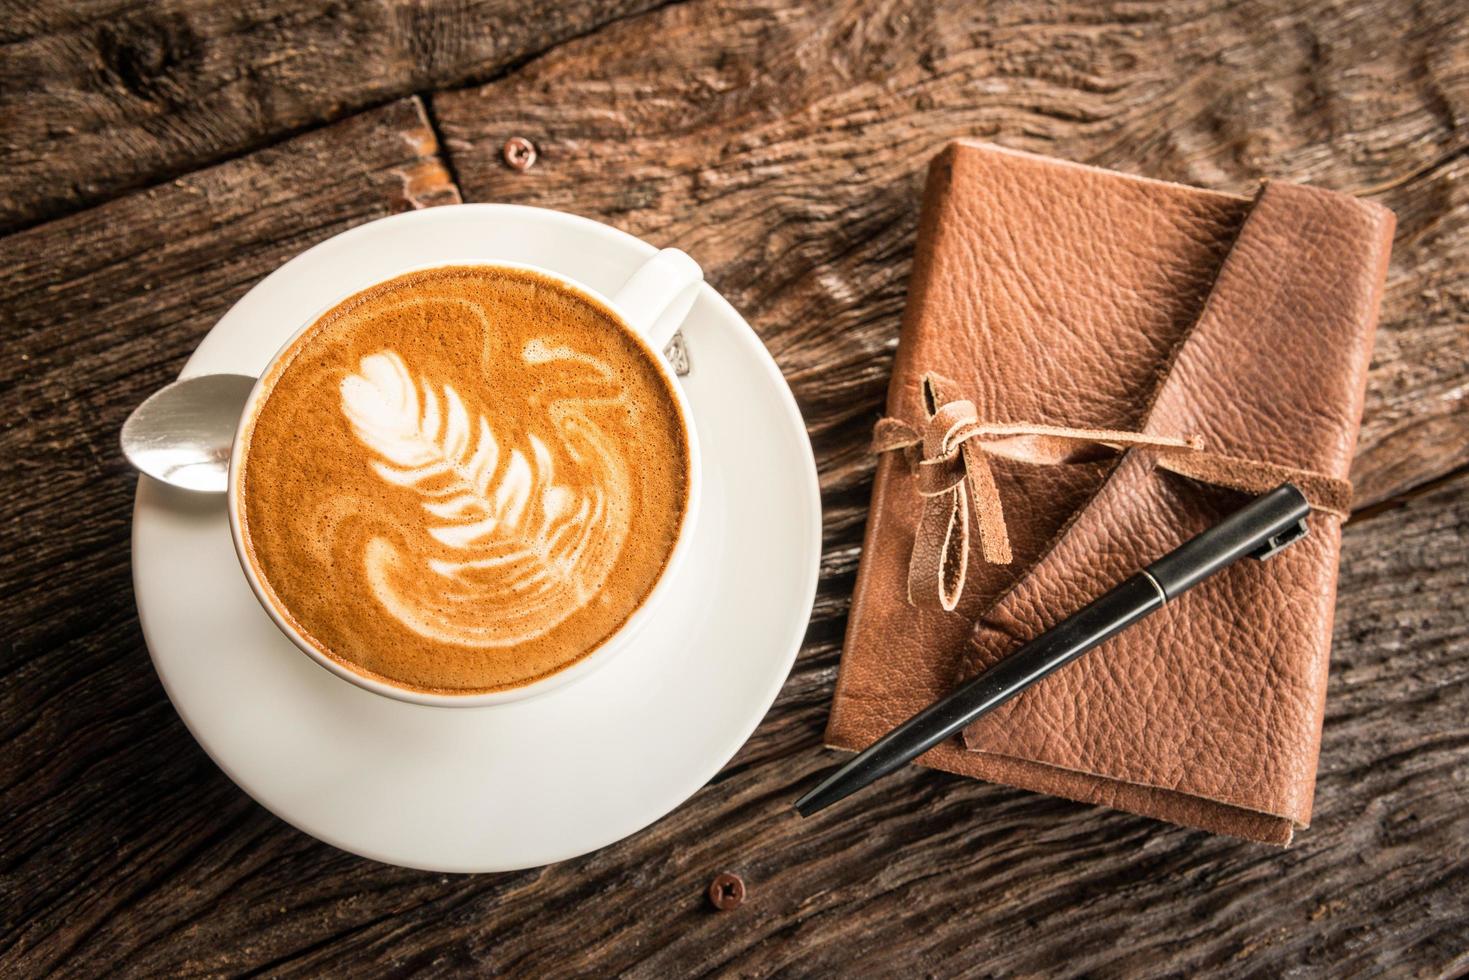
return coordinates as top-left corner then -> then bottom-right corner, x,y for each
236,266 -> 689,694
339,346 -> 633,647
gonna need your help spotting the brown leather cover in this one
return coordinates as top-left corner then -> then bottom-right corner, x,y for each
824,141 -> 1394,844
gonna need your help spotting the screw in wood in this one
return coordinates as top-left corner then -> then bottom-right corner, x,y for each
502,136 -> 538,171
707,872 -> 746,911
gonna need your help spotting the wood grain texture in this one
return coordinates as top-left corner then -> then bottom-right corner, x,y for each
2,0 -> 1468,975
435,0 -> 1469,511
0,0 -> 664,233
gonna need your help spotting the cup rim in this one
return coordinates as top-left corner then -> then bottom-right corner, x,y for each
226,258 -> 703,708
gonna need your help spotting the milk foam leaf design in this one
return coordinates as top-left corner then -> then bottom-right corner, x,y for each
339,348 -> 634,648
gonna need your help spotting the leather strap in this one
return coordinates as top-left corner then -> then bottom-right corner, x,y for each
876,372 -> 1353,611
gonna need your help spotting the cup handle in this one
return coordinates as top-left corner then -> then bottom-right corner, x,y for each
612,248 -> 703,355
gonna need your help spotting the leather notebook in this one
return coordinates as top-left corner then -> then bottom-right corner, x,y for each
825,141 -> 1394,844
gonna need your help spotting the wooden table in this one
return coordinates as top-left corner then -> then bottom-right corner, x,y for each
3,1 -> 1466,975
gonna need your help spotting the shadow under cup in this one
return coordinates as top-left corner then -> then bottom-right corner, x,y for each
226,256 -> 704,708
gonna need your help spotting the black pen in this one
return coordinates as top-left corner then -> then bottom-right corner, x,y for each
795,483 -> 1312,817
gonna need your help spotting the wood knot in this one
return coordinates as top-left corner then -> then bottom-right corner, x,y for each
95,12 -> 202,103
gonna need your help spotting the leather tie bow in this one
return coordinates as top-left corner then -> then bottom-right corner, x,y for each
875,373 -> 1352,612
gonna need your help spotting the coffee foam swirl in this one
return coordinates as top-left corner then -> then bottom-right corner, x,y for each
238,265 -> 688,693
339,343 -> 633,648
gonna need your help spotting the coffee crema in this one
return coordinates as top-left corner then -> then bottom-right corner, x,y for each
237,265 -> 690,693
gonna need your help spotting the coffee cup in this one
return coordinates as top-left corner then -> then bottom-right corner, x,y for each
226,248 -> 704,707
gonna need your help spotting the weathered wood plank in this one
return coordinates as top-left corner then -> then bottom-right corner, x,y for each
0,96 -> 461,977
0,0 -> 664,232
435,0 -> 1469,511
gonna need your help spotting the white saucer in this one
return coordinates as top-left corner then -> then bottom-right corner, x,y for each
131,205 -> 821,872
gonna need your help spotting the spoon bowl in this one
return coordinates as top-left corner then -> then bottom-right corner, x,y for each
120,374 -> 256,492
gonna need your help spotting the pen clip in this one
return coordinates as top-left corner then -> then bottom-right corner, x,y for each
1248,517 -> 1310,561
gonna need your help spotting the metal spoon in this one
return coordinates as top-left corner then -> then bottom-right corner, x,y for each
120,375 -> 257,493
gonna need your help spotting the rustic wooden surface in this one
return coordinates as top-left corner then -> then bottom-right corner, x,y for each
0,0 -> 664,234
2,0 -> 1466,976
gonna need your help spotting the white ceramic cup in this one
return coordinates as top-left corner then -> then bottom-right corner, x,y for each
227,248 -> 704,707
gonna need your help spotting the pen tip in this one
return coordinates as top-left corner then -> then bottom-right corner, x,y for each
793,783 -> 834,818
